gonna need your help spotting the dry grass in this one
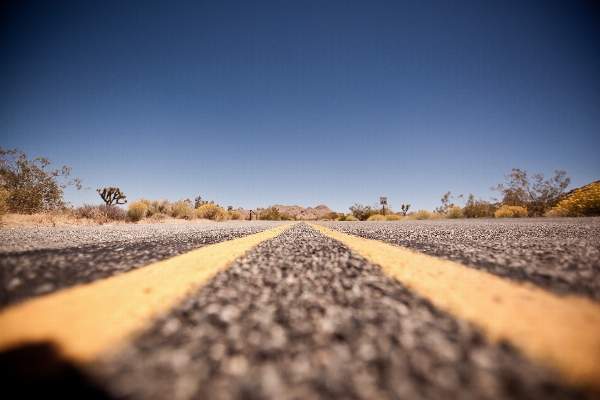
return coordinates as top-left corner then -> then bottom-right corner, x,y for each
0,211 -> 223,228
0,211 -> 122,228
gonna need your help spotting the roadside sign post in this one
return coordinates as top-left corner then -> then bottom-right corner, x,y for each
380,197 -> 387,216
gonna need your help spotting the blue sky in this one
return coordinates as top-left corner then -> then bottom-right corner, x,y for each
1,0 -> 599,213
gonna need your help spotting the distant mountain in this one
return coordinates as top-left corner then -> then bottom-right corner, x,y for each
236,204 -> 336,220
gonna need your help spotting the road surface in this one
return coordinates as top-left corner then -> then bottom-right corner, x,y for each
1,219 -> 599,399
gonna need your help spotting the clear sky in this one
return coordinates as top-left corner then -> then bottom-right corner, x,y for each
1,0 -> 599,213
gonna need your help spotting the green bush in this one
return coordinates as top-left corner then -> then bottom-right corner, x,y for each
196,203 -> 228,221
494,205 -> 528,218
128,201 -> 148,222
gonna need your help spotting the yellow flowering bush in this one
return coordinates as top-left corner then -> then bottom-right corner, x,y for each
547,182 -> 600,217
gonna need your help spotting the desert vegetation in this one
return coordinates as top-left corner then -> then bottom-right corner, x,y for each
545,181 -> 600,217
347,168 -> 597,221
1,148 -> 596,227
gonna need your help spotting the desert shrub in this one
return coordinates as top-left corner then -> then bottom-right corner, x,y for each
544,208 -> 569,218
103,205 -> 128,221
349,203 -> 380,221
149,212 -> 169,221
493,168 -> 570,217
413,210 -> 434,220
386,214 -> 402,221
494,205 -> 528,218
324,212 -> 341,221
462,194 -> 497,218
74,204 -> 128,222
171,199 -> 195,219
197,203 -> 228,221
258,206 -> 294,221
0,148 -> 83,213
367,214 -> 386,221
228,210 -> 244,220
547,182 -> 600,217
344,215 -> 358,221
446,206 -> 463,219
128,201 -> 148,222
0,186 -> 9,216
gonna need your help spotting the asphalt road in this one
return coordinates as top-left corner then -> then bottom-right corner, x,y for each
1,219 -> 599,399
316,218 -> 600,302
0,221 -> 288,308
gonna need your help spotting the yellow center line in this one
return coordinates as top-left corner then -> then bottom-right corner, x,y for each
0,223 -> 295,363
309,223 -> 600,392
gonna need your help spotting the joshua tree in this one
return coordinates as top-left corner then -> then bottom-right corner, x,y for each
97,187 -> 127,206
401,204 -> 410,216
195,195 -> 208,208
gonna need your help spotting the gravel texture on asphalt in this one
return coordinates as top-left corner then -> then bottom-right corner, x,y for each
88,223 -> 585,400
0,222 -> 288,309
316,218 -> 600,301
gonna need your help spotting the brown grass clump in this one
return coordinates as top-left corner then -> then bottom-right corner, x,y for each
367,214 -> 386,221
494,205 -> 528,218
344,215 -> 358,221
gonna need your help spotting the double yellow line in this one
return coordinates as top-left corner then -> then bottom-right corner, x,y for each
0,224 -> 292,363
310,223 -> 600,393
1,222 -> 599,393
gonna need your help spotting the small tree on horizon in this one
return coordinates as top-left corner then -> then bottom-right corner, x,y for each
97,187 -> 127,206
401,204 -> 410,216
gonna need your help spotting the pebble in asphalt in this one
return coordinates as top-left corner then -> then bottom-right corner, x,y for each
316,218 -> 600,301
0,222 -> 288,308
87,223 -> 586,400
